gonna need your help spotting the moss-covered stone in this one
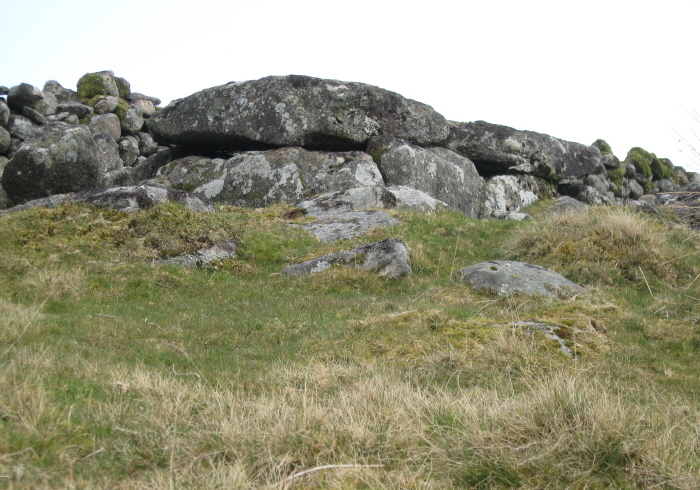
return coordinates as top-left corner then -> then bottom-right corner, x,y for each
77,73 -> 108,99
643,181 -> 657,193
624,147 -> 654,179
115,77 -> 131,99
114,98 -> 130,121
593,139 -> 613,156
607,167 -> 625,197
652,157 -> 679,184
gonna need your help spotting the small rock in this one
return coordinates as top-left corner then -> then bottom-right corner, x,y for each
282,238 -> 411,279
0,127 -> 10,154
89,113 -> 121,141
119,136 -> 140,166
43,81 -> 79,102
93,96 -> 119,115
0,100 -> 10,127
120,105 -> 144,133
136,132 -> 158,156
459,260 -> 587,299
22,106 -> 48,125
77,70 -> 120,98
160,240 -> 237,268
56,102 -> 93,119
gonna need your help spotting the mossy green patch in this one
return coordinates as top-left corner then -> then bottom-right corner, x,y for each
651,157 -> 679,184
115,78 -> 130,99
624,147 -> 654,178
607,167 -> 625,197
114,98 -> 130,121
77,73 -> 109,99
593,139 -> 613,155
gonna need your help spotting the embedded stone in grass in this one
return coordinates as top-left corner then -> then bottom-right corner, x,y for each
282,238 -> 411,278
459,260 -> 586,299
160,239 -> 237,269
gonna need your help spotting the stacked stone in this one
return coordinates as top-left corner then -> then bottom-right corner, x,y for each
0,71 -> 166,208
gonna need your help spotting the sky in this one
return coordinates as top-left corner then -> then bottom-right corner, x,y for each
3,0 -> 700,172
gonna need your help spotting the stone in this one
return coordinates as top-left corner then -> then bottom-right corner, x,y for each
7,83 -> 55,115
56,102 -> 93,119
577,186 -> 613,205
1,123 -> 101,204
459,260 -> 587,299
282,238 -> 411,278
298,186 -> 397,215
148,75 -> 449,151
77,70 -> 120,99
1,185 -> 214,215
626,179 -> 644,199
115,77 -> 131,99
92,96 -> 119,115
480,174 -> 555,219
127,92 -> 161,106
133,99 -> 156,117
22,106 -> 48,126
0,127 -> 10,154
0,86 -> 8,95
656,178 -> 675,192
43,81 -> 79,102
301,210 -> 399,243
136,132 -> 158,156
549,196 -> 590,214
119,136 -> 140,166
93,134 -> 123,176
367,136 -> 484,217
443,121 -> 600,181
89,113 -> 121,141
120,105 -> 144,133
103,148 -> 180,187
0,156 -> 9,209
155,147 -> 384,207
7,115 -> 37,140
584,174 -> 610,196
387,186 -> 449,212
0,100 -> 10,128
160,240 -> 237,268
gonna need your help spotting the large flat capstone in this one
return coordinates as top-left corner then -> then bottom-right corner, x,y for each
148,75 -> 449,152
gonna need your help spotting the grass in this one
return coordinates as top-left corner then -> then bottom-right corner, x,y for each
1,201 -> 699,488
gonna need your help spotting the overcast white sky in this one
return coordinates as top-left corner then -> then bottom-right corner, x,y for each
4,0 -> 700,172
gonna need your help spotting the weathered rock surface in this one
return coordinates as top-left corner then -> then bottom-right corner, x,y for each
480,174 -> 555,218
367,136 -> 484,217
548,195 -> 590,214
77,70 -> 120,99
160,239 -> 237,268
282,238 -> 411,278
302,210 -> 400,243
0,127 -> 10,154
7,83 -> 56,116
154,147 -> 384,207
1,185 -> 214,214
459,260 -> 587,299
1,123 -> 101,204
148,75 -> 449,152
444,121 -> 600,181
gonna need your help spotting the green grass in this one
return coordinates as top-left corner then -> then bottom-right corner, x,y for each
1,201 -> 699,488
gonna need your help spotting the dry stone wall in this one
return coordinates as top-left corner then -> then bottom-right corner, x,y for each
1,72 -> 697,216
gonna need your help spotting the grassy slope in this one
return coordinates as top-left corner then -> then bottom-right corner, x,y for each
1,202 -> 699,488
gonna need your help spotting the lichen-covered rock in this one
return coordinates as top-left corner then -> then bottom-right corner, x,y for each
155,147 -> 384,207
115,77 -> 131,100
480,174 -> 555,218
136,132 -> 158,156
56,102 -> 93,119
1,123 -> 101,204
160,240 -> 237,268
1,185 -> 214,214
626,179 -> 644,199
282,238 -> 411,278
89,113 -> 121,142
459,260 -> 587,299
133,99 -> 156,117
22,106 -> 48,126
120,105 -> 144,133
77,70 -> 120,99
148,75 -> 449,151
118,136 -> 140,166
0,157 -> 9,209
7,83 -> 56,116
43,81 -> 79,103
127,92 -> 161,106
443,121 -> 600,181
93,134 -> 123,177
104,148 -> 180,187
367,136 -> 484,217
298,186 -> 397,215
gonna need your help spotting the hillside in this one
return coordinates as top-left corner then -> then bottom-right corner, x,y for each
1,199 -> 699,488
